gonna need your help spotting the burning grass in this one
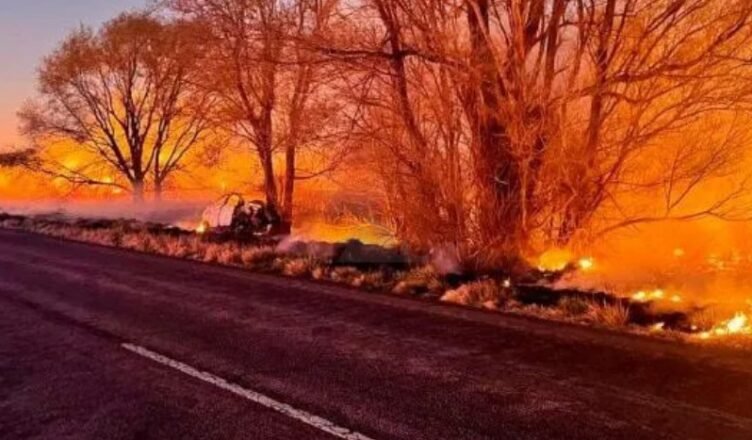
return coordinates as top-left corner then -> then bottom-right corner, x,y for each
3,211 -> 752,348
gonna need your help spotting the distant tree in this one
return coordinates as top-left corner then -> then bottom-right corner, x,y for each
19,12 -> 213,202
0,148 -> 37,168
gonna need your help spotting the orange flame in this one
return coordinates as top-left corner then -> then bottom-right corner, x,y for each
698,312 -> 751,339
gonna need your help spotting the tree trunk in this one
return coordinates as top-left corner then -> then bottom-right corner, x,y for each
154,181 -> 163,203
258,56 -> 279,213
466,0 -> 524,260
257,108 -> 279,212
259,153 -> 278,209
132,179 -> 145,204
282,142 -> 295,225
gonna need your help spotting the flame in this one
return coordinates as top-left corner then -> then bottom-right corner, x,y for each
195,221 -> 208,235
537,249 -> 573,272
651,322 -> 665,332
578,257 -> 595,271
697,312 -> 751,339
631,289 -> 666,302
629,289 -> 682,304
535,250 -> 596,273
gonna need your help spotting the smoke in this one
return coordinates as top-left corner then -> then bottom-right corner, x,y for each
0,199 -> 207,227
430,243 -> 463,276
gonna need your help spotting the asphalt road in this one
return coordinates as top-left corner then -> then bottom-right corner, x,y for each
2,229 -> 752,439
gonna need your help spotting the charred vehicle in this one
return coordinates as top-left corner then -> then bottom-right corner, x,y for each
198,194 -> 290,238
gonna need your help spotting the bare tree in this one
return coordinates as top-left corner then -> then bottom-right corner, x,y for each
168,0 -> 342,227
19,12 -> 213,202
320,0 -> 752,270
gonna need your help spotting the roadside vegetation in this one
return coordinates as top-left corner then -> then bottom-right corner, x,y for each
6,211 -> 751,348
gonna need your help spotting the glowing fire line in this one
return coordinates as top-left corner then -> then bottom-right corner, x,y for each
698,313 -> 751,339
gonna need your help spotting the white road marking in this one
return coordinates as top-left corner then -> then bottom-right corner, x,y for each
121,343 -> 375,440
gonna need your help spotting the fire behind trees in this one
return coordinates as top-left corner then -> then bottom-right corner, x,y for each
15,0 -> 752,271
19,13 -> 214,202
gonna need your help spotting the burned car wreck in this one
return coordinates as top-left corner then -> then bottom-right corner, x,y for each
199,194 -> 290,238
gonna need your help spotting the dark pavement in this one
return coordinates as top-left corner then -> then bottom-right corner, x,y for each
1,229 -> 752,439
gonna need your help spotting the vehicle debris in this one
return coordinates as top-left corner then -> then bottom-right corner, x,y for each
199,194 -> 290,238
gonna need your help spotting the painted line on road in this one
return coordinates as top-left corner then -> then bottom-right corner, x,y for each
121,343 -> 375,440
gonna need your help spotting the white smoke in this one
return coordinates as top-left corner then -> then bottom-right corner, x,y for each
0,199 -> 207,226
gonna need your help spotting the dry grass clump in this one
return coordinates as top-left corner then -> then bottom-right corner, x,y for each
324,266 -> 390,289
558,296 -> 590,317
310,265 -> 329,280
392,265 -> 443,296
330,266 -> 362,284
163,236 -> 200,259
240,246 -> 277,268
121,232 -> 155,253
281,257 -> 321,277
586,300 -> 630,327
205,243 -> 243,265
199,243 -> 220,263
441,279 -> 508,310
687,307 -> 722,331
351,271 -> 388,290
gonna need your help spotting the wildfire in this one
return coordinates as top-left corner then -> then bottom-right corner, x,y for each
632,289 -> 665,302
535,249 -> 596,273
698,312 -> 751,339
629,289 -> 683,304
195,221 -> 208,235
537,249 -> 573,272
650,322 -> 665,332
578,257 -> 595,271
